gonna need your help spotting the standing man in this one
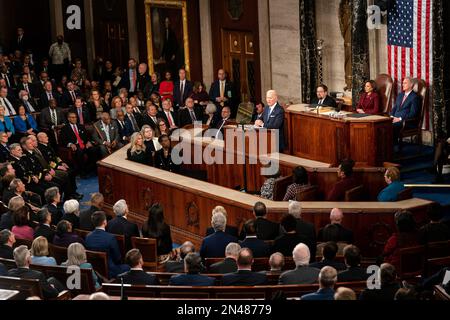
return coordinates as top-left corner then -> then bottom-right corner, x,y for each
48,35 -> 71,82
173,68 -> 193,110
255,90 -> 285,152
209,69 -> 238,118
120,59 -> 138,95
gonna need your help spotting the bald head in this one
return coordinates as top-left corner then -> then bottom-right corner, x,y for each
330,208 -> 344,224
266,90 -> 278,106
292,243 -> 310,266
269,252 -> 285,271
237,248 -> 253,269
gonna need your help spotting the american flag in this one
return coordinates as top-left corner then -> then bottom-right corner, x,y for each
388,0 -> 433,130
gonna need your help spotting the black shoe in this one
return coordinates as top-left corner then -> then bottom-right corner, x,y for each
73,193 -> 84,200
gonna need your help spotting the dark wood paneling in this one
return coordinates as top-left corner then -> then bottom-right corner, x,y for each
135,0 -> 147,64
62,0 -> 87,65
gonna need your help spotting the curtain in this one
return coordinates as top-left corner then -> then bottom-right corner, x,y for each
299,0 -> 317,103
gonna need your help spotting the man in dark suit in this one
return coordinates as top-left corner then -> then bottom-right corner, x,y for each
279,243 -> 320,285
178,97 -> 203,128
119,59 -> 138,95
42,187 -> 63,226
0,86 -> 17,116
8,245 -> 59,299
200,211 -> 238,258
39,81 -> 61,109
165,241 -> 196,273
63,81 -> 82,109
158,99 -> 179,130
222,248 -> 267,286
301,266 -> 337,301
390,77 -> 421,144
39,99 -> 65,131
360,263 -> 400,300
69,97 -> 91,126
317,208 -> 354,243
251,103 -> 265,123
0,261 -> 6,276
16,74 -> 36,99
240,202 -> 279,241
169,253 -> 215,286
173,68 -> 193,110
210,106 -> 234,140
205,206 -> 239,238
239,220 -> 270,258
18,90 -> 38,113
85,211 -> 130,279
79,193 -> 104,231
124,103 -> 142,134
209,69 -> 238,118
337,245 -> 369,282
118,249 -> 158,285
208,242 -> 240,274
310,84 -> 337,109
33,209 -> 55,243
310,241 -> 346,271
11,28 -> 29,53
272,214 -> 312,257
115,111 -> 132,143
141,104 -> 160,132
254,90 -> 285,152
289,201 -> 317,261
59,112 -> 98,177
106,200 -> 140,251
0,229 -> 15,260
92,112 -> 121,159
136,63 -> 151,93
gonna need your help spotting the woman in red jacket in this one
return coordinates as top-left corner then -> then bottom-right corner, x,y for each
356,80 -> 381,114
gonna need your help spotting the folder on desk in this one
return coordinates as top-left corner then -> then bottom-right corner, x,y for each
346,113 -> 371,118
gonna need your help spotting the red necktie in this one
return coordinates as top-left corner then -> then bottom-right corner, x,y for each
132,71 -> 137,91
78,108 -> 84,125
166,112 -> 174,127
72,125 -> 85,150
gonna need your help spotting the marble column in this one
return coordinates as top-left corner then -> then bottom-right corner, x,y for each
199,0 -> 214,89
299,0 -> 317,103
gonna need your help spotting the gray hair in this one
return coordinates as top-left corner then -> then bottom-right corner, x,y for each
8,196 -> 25,211
319,266 -> 338,288
211,212 -> 226,232
44,187 -> 59,204
288,201 -> 302,219
113,199 -> 128,217
9,178 -> 22,191
292,243 -> 311,267
13,245 -> 30,268
225,242 -> 241,258
211,206 -> 227,218
205,103 -> 217,115
63,200 -> 80,215
9,143 -> 21,153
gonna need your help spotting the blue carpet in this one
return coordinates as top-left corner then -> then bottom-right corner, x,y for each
77,174 -> 99,210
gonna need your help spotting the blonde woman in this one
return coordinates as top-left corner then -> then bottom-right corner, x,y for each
127,132 -> 152,165
31,236 -> 57,266
110,96 -> 125,120
141,125 -> 161,156
63,242 -> 100,289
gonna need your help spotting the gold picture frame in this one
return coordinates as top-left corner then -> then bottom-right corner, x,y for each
145,0 -> 190,78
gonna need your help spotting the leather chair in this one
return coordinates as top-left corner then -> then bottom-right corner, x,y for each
295,185 -> 318,201
344,185 -> 364,202
375,74 -> 394,114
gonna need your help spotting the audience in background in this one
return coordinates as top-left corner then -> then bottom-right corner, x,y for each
208,242 -> 240,274
53,220 -> 84,248
360,263 -> 400,301
268,252 -> 285,275
283,166 -> 310,201
301,266 -> 337,301
337,245 -> 369,282
30,236 -> 57,266
141,203 -> 173,260
378,167 -> 406,202
200,211 -> 237,258
222,248 -> 267,286
118,249 -> 158,285
63,242 -> 100,289
0,229 -> 15,259
279,243 -> 319,285
169,252 -> 215,286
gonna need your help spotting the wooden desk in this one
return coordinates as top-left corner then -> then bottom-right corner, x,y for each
98,147 -> 432,256
286,104 -> 393,167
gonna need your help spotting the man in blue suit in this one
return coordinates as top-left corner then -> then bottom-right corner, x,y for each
200,212 -> 238,258
222,248 -> 267,286
301,266 -> 337,301
255,90 -> 285,152
169,253 -> 215,286
173,68 -> 193,110
209,69 -> 238,118
239,219 -> 270,258
85,211 -> 130,279
390,77 -> 421,144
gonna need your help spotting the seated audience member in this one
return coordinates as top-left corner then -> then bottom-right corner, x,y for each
85,211 -> 130,278
204,103 -> 217,126
272,214 -> 311,257
289,201 -> 316,260
317,224 -> 349,256
318,208 -> 354,243
63,242 -> 100,289
326,159 -> 359,201
61,199 -> 80,230
200,211 -> 238,258
268,252 -> 285,274
165,241 -> 196,273
222,248 -> 267,286
301,266 -> 338,301
252,102 -> 264,123
283,166 -> 311,201
43,187 -> 63,226
92,112 -> 121,158
0,196 -> 25,231
34,209 -> 55,244
8,245 -> 59,299
158,98 -> 179,131
31,236 -> 57,266
205,206 -> 239,238
259,166 -> 279,201
154,134 -> 181,173
418,203 -> 450,245
141,125 -> 161,160
394,287 -> 419,300
311,84 -> 337,109
337,245 -> 369,282
127,132 -> 152,165
240,202 -> 279,241
169,253 -> 215,287
13,105 -> 39,137
360,263 -> 400,300
208,242 -> 240,274
0,105 -> 15,135
0,229 -> 15,259
378,167 -> 406,202
118,249 -> 158,285
239,219 -> 271,258
178,97 -> 203,128
79,193 -> 104,231
279,243 -> 320,285
334,287 -> 357,300
142,204 -> 173,260
12,206 -> 34,240
53,220 -> 84,248
356,80 -> 381,115
383,210 -> 418,270
310,242 -> 346,271
89,292 -> 110,300
3,178 -> 40,212
190,81 -> 210,106
158,119 -> 171,137
115,111 -> 132,143
107,199 -> 140,251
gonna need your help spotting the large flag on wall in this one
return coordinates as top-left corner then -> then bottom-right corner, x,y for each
387,0 -> 433,130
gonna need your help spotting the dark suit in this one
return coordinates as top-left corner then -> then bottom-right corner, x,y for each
17,83 -> 36,99
173,80 -> 193,109
34,224 -> 56,243
239,237 -> 271,258
8,267 -> 59,299
0,262 -> 7,276
208,257 -> 237,274
42,204 -> 63,226
62,90 -> 82,108
69,106 -> 91,126
261,103 -> 285,151
310,259 -> 346,271
279,266 -> 320,285
318,223 -> 354,243
272,233 -> 310,257
20,98 -> 39,113
158,110 -> 179,128
106,216 -> 140,251
209,80 -> 238,116
178,107 -> 203,128
118,269 -> 158,285
296,219 -> 317,261
311,96 -> 337,109
337,266 -> 370,282
247,217 -> 280,241
115,119 -> 132,142
79,206 -> 100,231
0,212 -> 13,231
124,113 -> 141,133
136,73 -> 151,92
39,107 -> 65,130
359,283 -> 401,301
85,228 -> 130,278
206,225 -> 239,238
390,91 -> 421,143
39,91 -> 61,109
141,113 -> 159,132
301,287 -> 335,301
222,270 -> 267,286
0,244 -> 14,259
200,231 -> 238,258
169,273 -> 215,286
61,213 -> 80,230
0,143 -> 10,163
119,69 -> 139,94
164,260 -> 185,273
